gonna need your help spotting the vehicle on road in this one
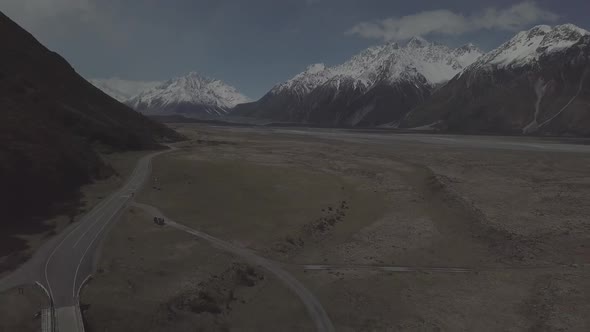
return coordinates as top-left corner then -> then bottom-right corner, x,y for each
153,217 -> 166,226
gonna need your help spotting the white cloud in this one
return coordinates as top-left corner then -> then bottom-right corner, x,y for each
347,1 -> 560,41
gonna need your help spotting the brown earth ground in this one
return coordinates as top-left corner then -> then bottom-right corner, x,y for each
83,125 -> 589,331
0,284 -> 48,332
83,207 -> 313,332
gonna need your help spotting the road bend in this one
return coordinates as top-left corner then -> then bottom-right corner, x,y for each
132,202 -> 335,332
0,146 -> 174,332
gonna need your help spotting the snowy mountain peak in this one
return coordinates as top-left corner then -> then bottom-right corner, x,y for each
271,63 -> 332,96
304,63 -> 326,74
186,71 -> 205,77
552,23 -> 589,35
383,41 -> 401,49
127,72 -> 250,116
528,25 -> 552,36
541,24 -> 590,48
455,43 -> 479,53
453,43 -> 484,68
406,36 -> 429,48
163,72 -> 218,89
183,71 -> 207,80
472,24 -> 589,69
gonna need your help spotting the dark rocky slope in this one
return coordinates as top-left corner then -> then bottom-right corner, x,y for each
0,11 -> 183,258
402,26 -> 590,136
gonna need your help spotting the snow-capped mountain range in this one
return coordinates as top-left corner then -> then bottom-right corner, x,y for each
91,72 -> 250,117
90,78 -> 161,102
273,36 -> 481,94
233,37 -> 483,126
127,72 -> 250,116
402,24 -> 590,136
90,23 -> 590,135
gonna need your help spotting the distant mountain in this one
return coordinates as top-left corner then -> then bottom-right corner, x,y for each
401,24 -> 590,136
127,72 -> 250,117
0,10 -> 182,246
233,37 -> 482,126
89,78 -> 161,102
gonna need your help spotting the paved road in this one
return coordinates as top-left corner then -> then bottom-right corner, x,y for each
0,147 -> 173,331
132,202 -> 335,332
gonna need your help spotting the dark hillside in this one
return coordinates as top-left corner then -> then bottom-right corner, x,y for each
0,11 -> 183,260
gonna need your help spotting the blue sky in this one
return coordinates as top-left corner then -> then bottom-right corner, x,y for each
2,0 -> 589,98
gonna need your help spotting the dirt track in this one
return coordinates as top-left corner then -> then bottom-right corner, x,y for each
132,202 -> 334,332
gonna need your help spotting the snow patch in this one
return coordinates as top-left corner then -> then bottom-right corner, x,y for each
538,67 -> 589,129
523,77 -> 549,134
410,121 -> 441,131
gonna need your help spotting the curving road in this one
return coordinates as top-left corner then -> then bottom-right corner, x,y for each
0,143 -> 335,332
132,202 -> 335,332
0,147 -> 174,331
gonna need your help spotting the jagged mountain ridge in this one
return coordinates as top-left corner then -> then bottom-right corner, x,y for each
469,24 -> 589,70
127,72 -> 250,116
233,37 -> 483,126
402,24 -> 590,136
